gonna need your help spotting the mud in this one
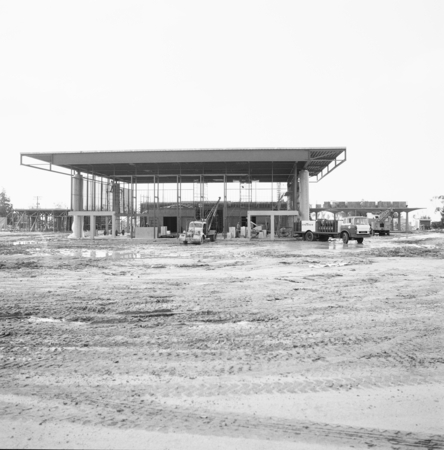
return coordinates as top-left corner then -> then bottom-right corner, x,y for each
0,231 -> 443,449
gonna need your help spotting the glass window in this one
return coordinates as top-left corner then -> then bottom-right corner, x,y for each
353,218 -> 369,225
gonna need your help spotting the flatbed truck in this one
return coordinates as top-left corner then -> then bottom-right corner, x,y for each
294,217 -> 371,244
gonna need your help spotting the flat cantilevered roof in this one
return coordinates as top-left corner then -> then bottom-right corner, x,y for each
21,147 -> 346,183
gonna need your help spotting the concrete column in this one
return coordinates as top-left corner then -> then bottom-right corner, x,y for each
177,176 -> 181,233
299,170 -> 310,221
247,212 -> 251,239
223,176 -> 228,237
113,182 -> 120,234
88,175 -> 95,211
112,183 -> 120,214
293,168 -> 298,211
270,214 -> 275,240
112,213 -> 117,238
90,215 -> 96,240
398,212 -> 402,231
71,173 -> 83,239
406,212 -> 409,232
286,182 -> 291,211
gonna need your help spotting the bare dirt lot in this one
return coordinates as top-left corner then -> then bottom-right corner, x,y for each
0,232 -> 443,449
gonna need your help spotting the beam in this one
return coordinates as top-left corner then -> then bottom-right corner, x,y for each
68,211 -> 116,216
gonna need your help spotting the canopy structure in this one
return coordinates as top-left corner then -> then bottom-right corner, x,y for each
20,148 -> 347,239
21,148 -> 346,183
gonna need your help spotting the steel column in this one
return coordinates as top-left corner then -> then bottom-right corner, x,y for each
223,175 -> 228,237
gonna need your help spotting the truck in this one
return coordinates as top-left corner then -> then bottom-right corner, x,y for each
294,217 -> 371,244
178,197 -> 221,245
368,209 -> 393,236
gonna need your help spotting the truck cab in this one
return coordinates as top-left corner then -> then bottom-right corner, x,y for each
180,221 -> 207,245
340,217 -> 371,243
179,197 -> 221,245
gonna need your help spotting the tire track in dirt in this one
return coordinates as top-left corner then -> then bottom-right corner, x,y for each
1,395 -> 443,449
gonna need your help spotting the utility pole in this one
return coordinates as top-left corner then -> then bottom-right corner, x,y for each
33,196 -> 41,209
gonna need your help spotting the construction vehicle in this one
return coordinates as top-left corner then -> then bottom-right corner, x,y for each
368,209 -> 393,236
179,197 -> 221,245
294,217 -> 371,244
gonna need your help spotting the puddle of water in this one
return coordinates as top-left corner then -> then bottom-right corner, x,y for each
58,250 -> 145,259
282,240 -> 364,252
193,320 -> 254,329
28,316 -> 64,323
13,241 -> 38,246
116,309 -> 173,317
27,316 -> 87,325
309,262 -> 350,268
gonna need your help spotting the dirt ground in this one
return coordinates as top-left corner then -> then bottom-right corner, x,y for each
0,231 -> 443,449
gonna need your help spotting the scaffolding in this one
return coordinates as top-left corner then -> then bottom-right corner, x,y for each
6,209 -> 72,232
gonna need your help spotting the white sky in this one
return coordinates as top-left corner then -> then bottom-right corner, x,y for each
0,1 -> 443,218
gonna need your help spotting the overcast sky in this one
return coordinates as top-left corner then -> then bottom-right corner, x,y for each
0,1 -> 443,217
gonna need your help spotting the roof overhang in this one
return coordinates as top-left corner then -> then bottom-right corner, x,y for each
21,148 -> 346,183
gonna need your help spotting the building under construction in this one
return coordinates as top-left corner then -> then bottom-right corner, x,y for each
20,148 -> 347,239
5,209 -> 72,232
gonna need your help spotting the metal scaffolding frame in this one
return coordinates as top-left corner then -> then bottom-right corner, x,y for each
6,209 -> 72,232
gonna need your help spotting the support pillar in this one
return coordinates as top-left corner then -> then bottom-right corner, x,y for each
71,172 -> 83,239
286,182 -> 291,211
112,182 -> 120,237
88,175 -> 95,210
199,175 -> 204,221
112,213 -> 117,238
406,212 -> 409,232
293,169 -> 298,211
299,170 -> 310,221
398,212 -> 402,231
223,176 -> 228,237
90,215 -> 96,240
177,176 -> 181,233
270,214 -> 275,240
247,212 -> 251,239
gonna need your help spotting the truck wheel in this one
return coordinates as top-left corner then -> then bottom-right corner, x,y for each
341,232 -> 349,244
199,237 -> 204,245
305,231 -> 314,242
387,231 -> 390,236
183,241 -> 188,245
356,238 -> 364,244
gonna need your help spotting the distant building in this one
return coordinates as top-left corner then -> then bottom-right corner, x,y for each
416,218 -> 431,231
